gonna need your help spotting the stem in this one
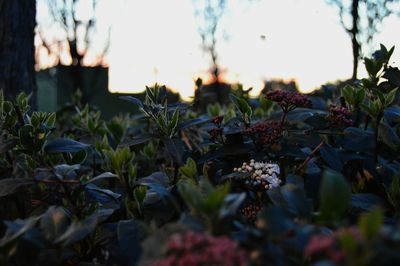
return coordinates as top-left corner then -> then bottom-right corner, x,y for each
354,107 -> 361,127
295,140 -> 324,174
364,115 -> 370,130
59,180 -> 82,219
374,113 -> 383,164
37,179 -> 80,184
13,104 -> 25,126
287,129 -> 345,136
279,156 -> 286,184
92,151 -> 96,176
280,110 -> 288,125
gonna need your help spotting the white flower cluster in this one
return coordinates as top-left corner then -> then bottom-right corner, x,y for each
233,159 -> 281,191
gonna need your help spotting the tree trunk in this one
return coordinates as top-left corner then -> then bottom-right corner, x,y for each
0,0 -> 37,106
350,0 -> 360,80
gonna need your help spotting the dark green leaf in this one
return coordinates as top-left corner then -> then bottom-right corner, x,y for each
358,207 -> 383,240
45,138 -> 90,153
119,96 -> 144,108
319,170 -> 351,222
40,206 -> 69,241
118,134 -> 154,147
379,123 -> 400,150
83,172 -> 118,185
0,178 -> 34,197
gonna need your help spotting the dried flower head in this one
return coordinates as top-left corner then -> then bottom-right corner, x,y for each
233,159 -> 281,192
327,105 -> 353,127
241,202 -> 263,223
212,115 -> 224,126
245,121 -> 283,146
209,127 -> 223,141
150,231 -> 248,266
266,90 -> 311,111
305,227 -> 362,263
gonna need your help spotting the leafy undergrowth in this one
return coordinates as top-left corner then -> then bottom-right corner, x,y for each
1,45 -> 400,265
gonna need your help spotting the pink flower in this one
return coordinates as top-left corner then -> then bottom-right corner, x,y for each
304,234 -> 336,257
266,90 -> 311,111
209,128 -> 223,141
212,115 -> 224,126
150,232 -> 248,266
245,121 -> 283,146
327,105 -> 353,127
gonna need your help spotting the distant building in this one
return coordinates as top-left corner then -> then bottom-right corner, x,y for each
261,79 -> 298,95
36,65 -> 179,118
36,66 -> 138,118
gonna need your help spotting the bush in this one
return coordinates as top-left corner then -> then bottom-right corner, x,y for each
1,45 -> 400,265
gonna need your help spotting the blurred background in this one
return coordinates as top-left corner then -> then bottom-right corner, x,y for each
33,0 -> 400,115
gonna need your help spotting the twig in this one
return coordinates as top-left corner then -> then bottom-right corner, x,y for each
295,140 -> 324,174
36,179 -> 80,184
13,104 -> 25,126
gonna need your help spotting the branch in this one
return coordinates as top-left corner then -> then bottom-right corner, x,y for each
295,140 -> 324,174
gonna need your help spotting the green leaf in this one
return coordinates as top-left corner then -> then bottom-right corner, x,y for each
342,85 -> 354,105
19,124 -> 35,151
0,216 -> 41,247
40,206 -> 69,241
168,108 -> 180,138
319,170 -> 351,222
0,178 -> 35,197
388,45 -> 395,60
229,94 -> 252,124
385,88 -> 398,107
207,103 -> 221,117
83,172 -> 118,185
179,157 -> 197,179
360,103 -> 374,118
203,183 -> 230,214
365,58 -> 375,76
358,207 -> 383,240
259,96 -> 273,111
45,138 -> 90,153
177,179 -> 202,211
380,44 -> 388,55
379,122 -> 400,150
355,88 -> 366,105
45,112 -> 56,127
361,78 -> 373,89
71,149 -> 87,164
375,89 -> 386,106
339,231 -> 358,255
0,90 -> 4,116
385,176 -> 400,212
30,112 -> 40,127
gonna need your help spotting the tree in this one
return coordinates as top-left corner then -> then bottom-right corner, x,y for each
328,0 -> 399,80
0,0 -> 37,105
36,0 -> 110,103
192,0 -> 227,82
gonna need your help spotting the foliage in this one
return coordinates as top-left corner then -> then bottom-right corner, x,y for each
1,45 -> 400,265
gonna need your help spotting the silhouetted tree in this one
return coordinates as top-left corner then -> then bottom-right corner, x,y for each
36,0 -> 110,103
192,0 -> 227,82
328,0 -> 399,80
0,0 -> 37,104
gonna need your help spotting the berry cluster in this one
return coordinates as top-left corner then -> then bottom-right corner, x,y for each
211,115 -> 224,126
233,159 -> 281,191
241,202 -> 263,223
150,231 -> 248,266
245,121 -> 283,146
327,105 -> 353,127
305,227 -> 362,264
266,90 -> 312,111
209,127 -> 223,141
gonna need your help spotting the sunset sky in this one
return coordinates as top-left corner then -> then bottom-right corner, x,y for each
37,0 -> 400,100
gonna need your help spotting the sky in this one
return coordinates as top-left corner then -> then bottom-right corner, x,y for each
36,0 -> 400,100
